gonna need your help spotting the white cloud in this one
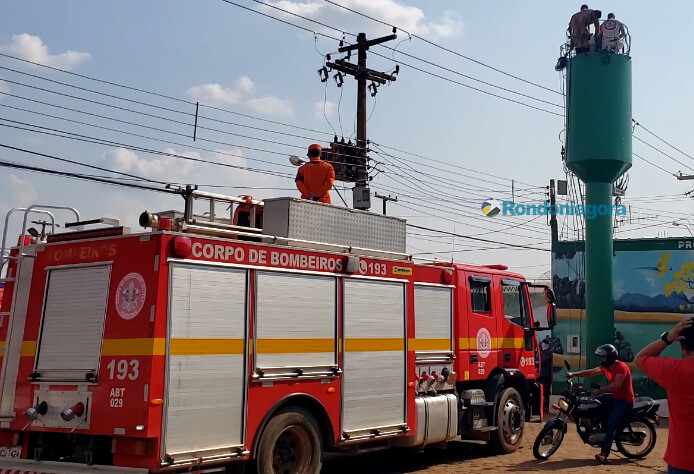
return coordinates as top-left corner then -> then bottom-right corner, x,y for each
9,174 -> 38,204
0,81 -> 8,99
102,194 -> 150,231
427,11 -> 463,38
186,76 -> 255,105
314,100 -> 336,119
246,96 -> 294,117
188,76 -> 294,117
206,148 -> 280,189
0,34 -> 90,70
234,76 -> 255,95
104,147 -> 196,180
259,0 -> 462,39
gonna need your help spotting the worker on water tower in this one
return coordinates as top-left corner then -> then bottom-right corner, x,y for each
600,13 -> 626,53
569,6 -> 602,53
295,144 -> 335,204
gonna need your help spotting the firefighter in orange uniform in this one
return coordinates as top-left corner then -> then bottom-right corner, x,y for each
295,144 -> 335,204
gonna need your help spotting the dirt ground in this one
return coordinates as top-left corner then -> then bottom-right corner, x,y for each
322,419 -> 668,474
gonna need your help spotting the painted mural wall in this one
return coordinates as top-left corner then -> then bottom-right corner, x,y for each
551,238 -> 693,398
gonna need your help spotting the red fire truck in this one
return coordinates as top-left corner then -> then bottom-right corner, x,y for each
0,191 -> 555,473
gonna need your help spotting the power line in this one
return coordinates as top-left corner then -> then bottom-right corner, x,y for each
0,93 -> 305,170
407,223 -> 550,252
322,0 -> 561,96
0,52 -> 332,137
394,198 -> 548,238
634,120 -> 694,164
0,146 -> 177,194
218,0 -> 564,117
0,65 -> 334,144
381,188 -> 552,240
0,118 -> 295,180
0,49 -> 548,191
632,152 -> 676,176
0,103 -> 291,173
0,142 -> 169,186
240,0 -> 563,110
371,141 -> 541,188
634,135 -> 694,172
0,79 -> 312,158
374,169 -> 552,234
0,85 -> 532,195
376,45 -> 563,109
370,50 -> 564,117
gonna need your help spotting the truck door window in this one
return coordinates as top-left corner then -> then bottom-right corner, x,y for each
501,280 -> 524,327
470,278 -> 491,313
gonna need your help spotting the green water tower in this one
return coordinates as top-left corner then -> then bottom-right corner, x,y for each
565,51 -> 632,367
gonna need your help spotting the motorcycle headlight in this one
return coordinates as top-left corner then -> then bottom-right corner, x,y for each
558,399 -> 570,411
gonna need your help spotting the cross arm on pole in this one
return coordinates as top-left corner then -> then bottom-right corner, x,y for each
338,34 -> 397,53
327,60 -> 396,84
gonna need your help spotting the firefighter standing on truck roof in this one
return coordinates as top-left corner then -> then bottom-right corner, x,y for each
295,144 -> 335,204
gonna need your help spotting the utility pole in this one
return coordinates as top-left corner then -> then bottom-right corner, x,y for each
374,193 -> 398,215
326,32 -> 398,211
549,179 -> 558,245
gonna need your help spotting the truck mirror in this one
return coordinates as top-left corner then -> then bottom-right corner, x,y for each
546,302 -> 557,328
524,283 -> 557,331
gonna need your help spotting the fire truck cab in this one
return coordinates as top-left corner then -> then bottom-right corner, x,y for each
0,191 -> 555,474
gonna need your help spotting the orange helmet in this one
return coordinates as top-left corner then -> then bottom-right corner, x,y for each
307,143 -> 322,158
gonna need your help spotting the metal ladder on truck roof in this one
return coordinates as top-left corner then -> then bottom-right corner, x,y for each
0,206 -> 80,420
163,185 -> 265,238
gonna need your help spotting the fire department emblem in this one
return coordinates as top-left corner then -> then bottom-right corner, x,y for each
476,327 -> 492,358
115,272 -> 146,320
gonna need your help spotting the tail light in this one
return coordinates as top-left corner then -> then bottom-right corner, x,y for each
60,402 -> 85,421
24,401 -> 48,421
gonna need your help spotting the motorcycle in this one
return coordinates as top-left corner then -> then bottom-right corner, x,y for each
533,360 -> 660,460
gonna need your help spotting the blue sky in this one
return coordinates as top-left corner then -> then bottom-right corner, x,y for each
2,0 -> 694,278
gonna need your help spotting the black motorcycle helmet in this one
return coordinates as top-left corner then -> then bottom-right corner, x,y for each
595,344 -> 618,367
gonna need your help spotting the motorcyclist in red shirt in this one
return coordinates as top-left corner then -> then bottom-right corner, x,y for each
567,344 -> 634,464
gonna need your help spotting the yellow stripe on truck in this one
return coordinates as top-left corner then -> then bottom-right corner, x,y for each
344,338 -> 404,352
5,336 -> 527,359
170,338 -> 245,355
21,341 -> 37,357
0,341 -> 37,357
408,338 -> 451,351
102,338 -> 166,356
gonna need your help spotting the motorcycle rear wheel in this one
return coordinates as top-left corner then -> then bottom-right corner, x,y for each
532,424 -> 565,460
615,420 -> 657,459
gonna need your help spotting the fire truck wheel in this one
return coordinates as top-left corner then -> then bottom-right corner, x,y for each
256,407 -> 323,474
489,387 -> 525,454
